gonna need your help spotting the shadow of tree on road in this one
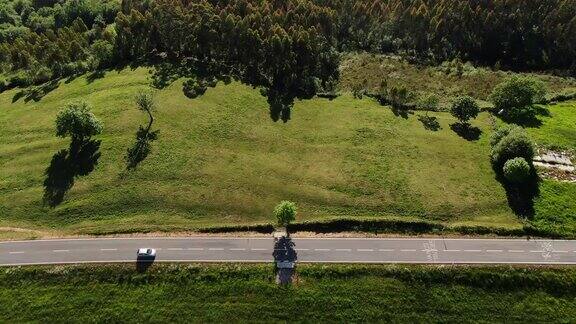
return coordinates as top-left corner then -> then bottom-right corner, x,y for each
273,236 -> 298,285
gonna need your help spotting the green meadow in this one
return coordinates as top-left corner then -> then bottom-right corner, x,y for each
0,67 -> 574,236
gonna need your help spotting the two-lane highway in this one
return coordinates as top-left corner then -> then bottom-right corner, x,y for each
1,237 -> 576,266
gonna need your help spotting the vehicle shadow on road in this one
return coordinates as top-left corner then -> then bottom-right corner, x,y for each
136,255 -> 156,273
273,236 -> 297,284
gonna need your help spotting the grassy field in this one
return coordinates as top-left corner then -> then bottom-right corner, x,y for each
528,101 -> 576,152
0,66 -> 574,237
1,264 -> 576,322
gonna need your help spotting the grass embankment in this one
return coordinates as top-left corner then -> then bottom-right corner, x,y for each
1,264 -> 576,322
0,66 -> 574,237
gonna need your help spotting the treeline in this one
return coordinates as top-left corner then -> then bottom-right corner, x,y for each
327,0 -> 576,70
115,0 -> 339,121
0,0 -> 118,86
0,0 -> 118,41
1,0 -> 576,110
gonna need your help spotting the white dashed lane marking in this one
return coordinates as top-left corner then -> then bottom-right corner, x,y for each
400,249 -> 417,252
314,249 -> 331,252
53,250 -> 69,253
167,248 -> 183,251
187,248 -> 204,251
100,249 -> 117,251
335,249 -> 352,252
250,248 -> 267,251
379,249 -> 394,252
9,251 -> 25,254
464,250 -> 482,252
487,250 -> 503,253
508,250 -> 525,253
229,248 -> 246,251
357,249 -> 374,252
208,248 -> 224,251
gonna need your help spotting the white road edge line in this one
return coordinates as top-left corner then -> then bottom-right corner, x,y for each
3,260 -> 576,267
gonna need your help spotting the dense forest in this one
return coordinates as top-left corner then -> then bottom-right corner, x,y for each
1,0 -> 576,118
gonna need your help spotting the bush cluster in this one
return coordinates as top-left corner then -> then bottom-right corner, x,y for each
490,76 -> 546,121
490,125 -> 535,183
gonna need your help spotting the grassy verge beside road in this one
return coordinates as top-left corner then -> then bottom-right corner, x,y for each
1,264 -> 576,322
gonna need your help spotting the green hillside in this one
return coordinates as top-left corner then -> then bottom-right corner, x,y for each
0,68 -> 574,237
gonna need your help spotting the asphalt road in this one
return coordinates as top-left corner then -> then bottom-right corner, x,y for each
1,237 -> 576,266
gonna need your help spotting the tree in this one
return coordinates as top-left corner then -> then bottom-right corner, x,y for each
503,157 -> 531,183
451,95 -> 479,125
273,201 -> 297,228
55,101 -> 102,143
490,76 -> 546,121
125,90 -> 158,169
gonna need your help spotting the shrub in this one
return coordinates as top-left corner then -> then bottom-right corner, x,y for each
490,128 -> 535,169
503,157 -> 531,183
55,101 -> 103,142
451,95 -> 479,124
0,77 -> 8,91
9,71 -> 32,88
490,124 -> 522,147
273,201 -> 297,227
417,93 -> 440,111
183,78 -> 207,99
32,65 -> 53,84
490,76 -> 546,119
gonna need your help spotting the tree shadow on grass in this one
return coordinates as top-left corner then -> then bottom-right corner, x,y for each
391,106 -> 412,119
418,115 -> 441,131
450,122 -> 481,141
495,167 -> 540,219
86,69 -> 107,83
12,80 -> 60,103
498,106 -> 551,128
43,139 -> 101,207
